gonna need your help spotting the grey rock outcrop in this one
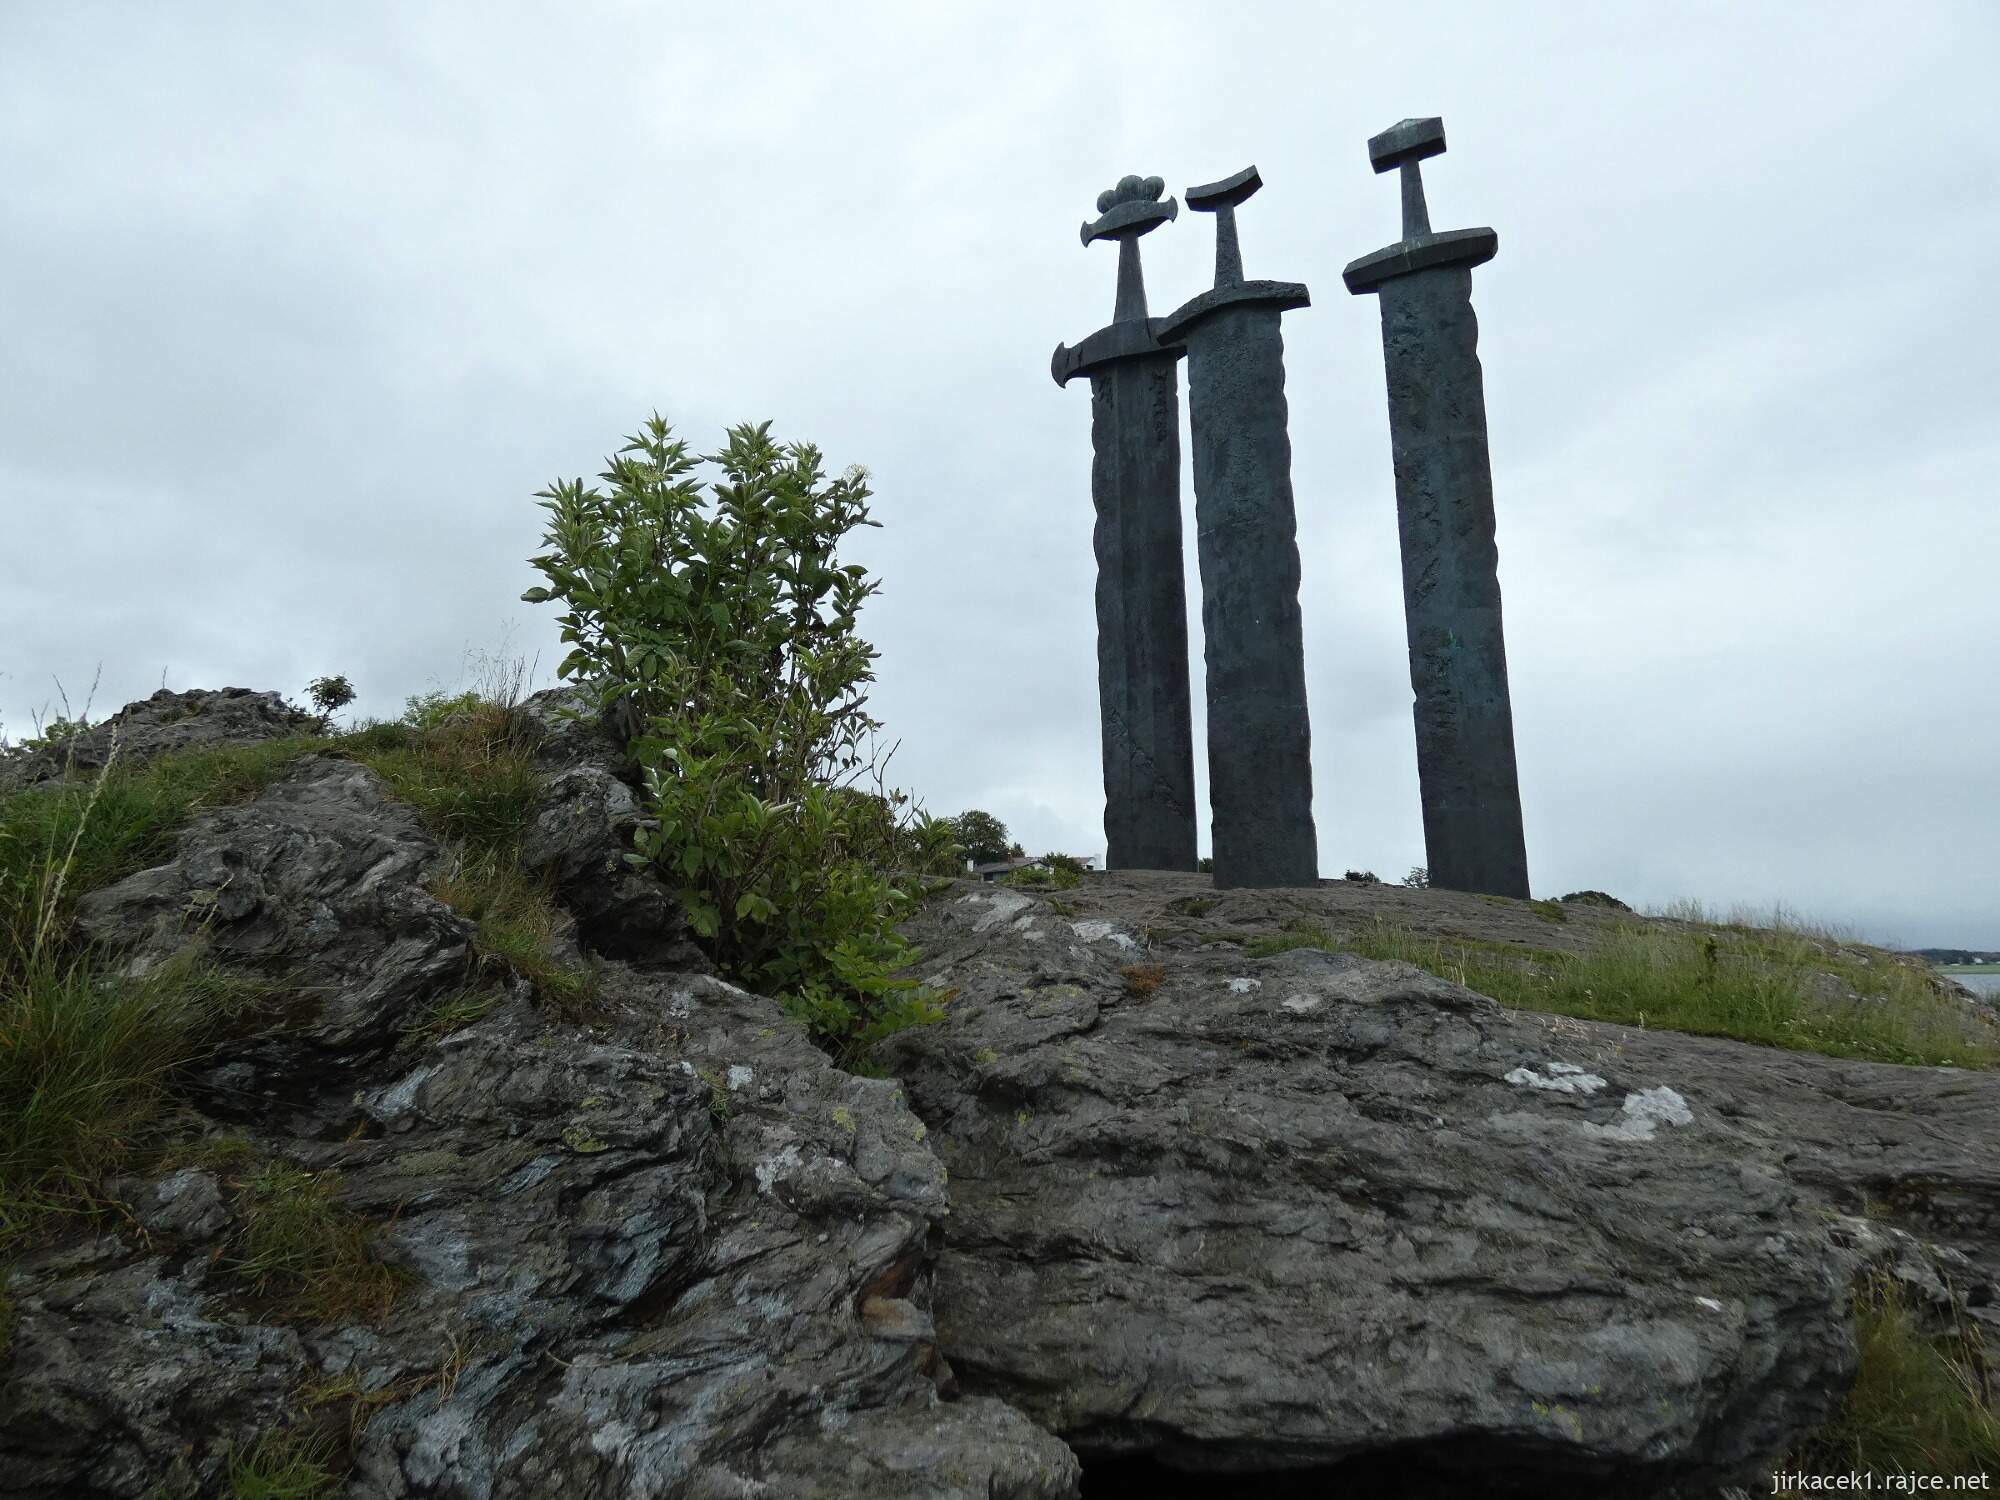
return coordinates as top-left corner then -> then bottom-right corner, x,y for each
517,688 -> 701,968
12,689 -> 1999,1497
4,691 -> 1077,1499
0,687 -> 321,791
73,755 -> 475,1130
878,879 -> 2000,1495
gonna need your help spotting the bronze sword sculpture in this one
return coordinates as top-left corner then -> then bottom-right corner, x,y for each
1159,166 -> 1319,888
1052,176 -> 1199,872
1344,118 -> 1530,898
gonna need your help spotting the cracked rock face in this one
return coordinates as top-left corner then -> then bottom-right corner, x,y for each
516,688 -> 703,969
3,693 -> 1078,1500
15,693 -> 2000,1498
880,884 -> 1892,1495
73,755 -> 476,1130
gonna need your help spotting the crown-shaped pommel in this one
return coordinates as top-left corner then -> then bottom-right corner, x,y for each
1080,174 -> 1179,247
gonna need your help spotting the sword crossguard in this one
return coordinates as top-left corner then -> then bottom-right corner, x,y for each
1368,117 -> 1446,239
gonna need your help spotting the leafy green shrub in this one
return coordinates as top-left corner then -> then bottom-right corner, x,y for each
1343,869 -> 1378,885
896,807 -> 967,878
522,414 -> 946,1060
1001,863 -> 1079,892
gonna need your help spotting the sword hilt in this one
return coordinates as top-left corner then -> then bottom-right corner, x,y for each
1368,117 -> 1447,239
1185,165 -> 1262,289
1080,174 -> 1178,324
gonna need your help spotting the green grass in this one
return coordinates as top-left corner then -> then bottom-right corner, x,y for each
223,1160 -> 406,1322
1791,1275 -> 2000,1479
220,1430 -> 342,1500
431,851 -> 593,1017
344,699 -> 592,1016
0,736 -> 321,958
0,951 -> 277,1240
340,701 -> 541,856
1248,918 -> 2000,1069
404,984 -> 502,1040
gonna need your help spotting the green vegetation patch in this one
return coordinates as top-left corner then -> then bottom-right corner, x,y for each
1001,863 -> 1080,893
405,985 -> 502,1041
0,950 -> 275,1241
1248,918 -> 2000,1069
345,694 -> 593,1019
219,1429 -> 342,1500
1791,1275 -> 2000,1479
430,850 -> 592,1018
223,1160 -> 406,1323
520,413 -> 955,1069
0,690 -> 578,1249
0,735 -> 321,953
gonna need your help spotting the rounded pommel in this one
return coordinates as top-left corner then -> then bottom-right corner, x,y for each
1080,174 -> 1179,246
1368,117 -> 1446,173
1185,164 -> 1261,213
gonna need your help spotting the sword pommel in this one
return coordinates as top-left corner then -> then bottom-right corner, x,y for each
1185,164 -> 1264,289
1368,117 -> 1446,172
1081,176 -> 1178,247
1186,164 -> 1262,212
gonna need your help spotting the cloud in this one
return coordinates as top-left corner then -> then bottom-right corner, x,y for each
3,0 -> 1996,946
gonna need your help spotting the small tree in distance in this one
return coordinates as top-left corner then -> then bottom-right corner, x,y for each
951,810 -> 1011,865
306,675 -> 357,729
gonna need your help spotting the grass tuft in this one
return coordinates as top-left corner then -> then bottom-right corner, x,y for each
1120,963 -> 1165,997
1791,1275 -> 2000,1479
224,1160 -> 406,1322
220,1429 -> 341,1500
0,689 -> 568,1248
404,985 -> 502,1041
430,850 -> 593,1017
0,950 -> 274,1240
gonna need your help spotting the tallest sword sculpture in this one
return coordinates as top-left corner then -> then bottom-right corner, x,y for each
1344,118 -> 1530,898
1052,175 -> 1198,871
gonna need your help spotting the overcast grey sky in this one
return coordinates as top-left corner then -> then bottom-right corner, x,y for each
4,2 -> 1996,946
